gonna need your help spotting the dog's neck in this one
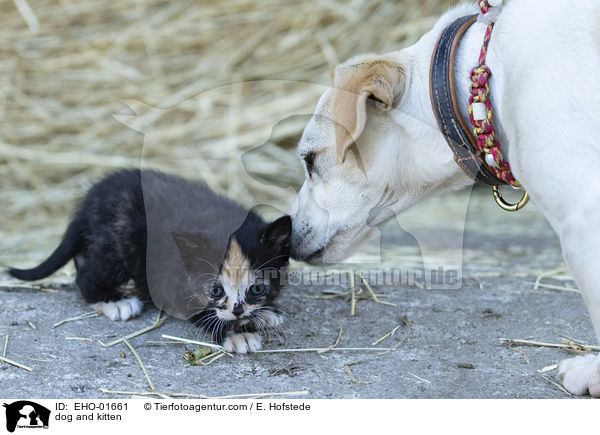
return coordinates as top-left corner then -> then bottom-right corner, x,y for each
399,3 -> 510,189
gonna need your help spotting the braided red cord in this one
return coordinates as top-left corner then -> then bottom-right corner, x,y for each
468,0 -> 520,187
478,0 -> 490,14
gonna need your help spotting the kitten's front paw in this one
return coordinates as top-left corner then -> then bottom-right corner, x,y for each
557,352 -> 600,397
223,333 -> 262,354
91,297 -> 144,321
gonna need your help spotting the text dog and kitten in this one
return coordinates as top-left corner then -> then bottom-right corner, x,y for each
8,169 -> 291,353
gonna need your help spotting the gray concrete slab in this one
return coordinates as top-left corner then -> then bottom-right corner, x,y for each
1,273 -> 594,399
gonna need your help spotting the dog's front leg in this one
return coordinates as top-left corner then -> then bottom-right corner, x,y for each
558,353 -> 600,397
556,223 -> 600,397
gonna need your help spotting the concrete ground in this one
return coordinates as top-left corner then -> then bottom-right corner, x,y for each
1,188 -> 596,399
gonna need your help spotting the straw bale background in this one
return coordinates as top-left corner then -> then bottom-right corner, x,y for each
0,0 -> 452,266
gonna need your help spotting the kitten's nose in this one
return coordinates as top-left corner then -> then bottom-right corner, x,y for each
232,303 -> 244,317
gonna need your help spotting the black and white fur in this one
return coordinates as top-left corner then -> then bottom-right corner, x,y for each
184,215 -> 291,353
8,169 -> 291,353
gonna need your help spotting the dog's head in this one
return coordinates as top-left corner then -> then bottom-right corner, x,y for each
289,53 -> 469,263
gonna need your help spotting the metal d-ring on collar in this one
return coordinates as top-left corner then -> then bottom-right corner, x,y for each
429,12 -> 529,212
492,185 -> 529,212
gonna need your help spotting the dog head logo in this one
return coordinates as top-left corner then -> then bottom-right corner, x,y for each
3,401 -> 50,433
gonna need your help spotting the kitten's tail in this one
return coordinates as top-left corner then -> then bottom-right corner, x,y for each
8,215 -> 84,281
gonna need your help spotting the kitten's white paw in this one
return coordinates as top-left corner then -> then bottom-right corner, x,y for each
557,352 -> 600,397
91,297 -> 144,321
223,333 -> 262,354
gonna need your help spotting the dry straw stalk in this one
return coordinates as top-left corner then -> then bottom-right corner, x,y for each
0,0 -> 451,267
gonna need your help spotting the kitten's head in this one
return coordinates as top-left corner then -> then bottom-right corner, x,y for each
209,214 -> 291,324
174,214 -> 292,338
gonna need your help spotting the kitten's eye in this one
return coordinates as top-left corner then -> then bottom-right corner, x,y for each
248,284 -> 267,297
211,285 -> 225,299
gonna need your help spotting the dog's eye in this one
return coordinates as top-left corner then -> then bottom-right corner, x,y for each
368,94 -> 385,105
303,152 -> 316,176
248,284 -> 267,297
368,94 -> 389,109
210,285 -> 225,299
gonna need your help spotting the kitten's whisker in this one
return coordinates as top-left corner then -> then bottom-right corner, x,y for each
199,311 -> 219,332
194,314 -> 215,330
253,312 -> 284,345
210,317 -> 221,343
207,316 -> 221,343
217,318 -> 226,343
185,291 -> 212,305
256,311 -> 285,343
192,273 -> 219,283
251,311 -> 267,327
249,317 -> 261,334
192,258 -> 219,272
187,302 -> 211,312
189,313 -> 206,328
253,312 -> 272,331
187,306 -> 211,319
197,316 -> 216,330
189,307 -> 215,319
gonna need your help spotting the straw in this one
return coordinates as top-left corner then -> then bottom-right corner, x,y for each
99,389 -> 309,399
0,355 -> 34,372
2,335 -> 8,362
53,311 -> 99,328
0,0 -> 453,268
499,337 -> 600,353
99,311 -> 167,347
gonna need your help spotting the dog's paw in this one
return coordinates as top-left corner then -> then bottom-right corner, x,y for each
223,333 -> 262,354
557,353 -> 600,397
91,297 -> 144,321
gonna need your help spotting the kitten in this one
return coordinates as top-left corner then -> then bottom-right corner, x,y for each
8,169 -> 291,353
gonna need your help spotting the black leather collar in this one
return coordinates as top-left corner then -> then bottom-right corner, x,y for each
429,14 -> 503,186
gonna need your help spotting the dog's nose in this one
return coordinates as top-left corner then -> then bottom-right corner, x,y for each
232,303 -> 244,317
290,233 -> 306,261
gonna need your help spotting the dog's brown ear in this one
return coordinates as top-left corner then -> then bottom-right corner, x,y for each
332,57 -> 405,164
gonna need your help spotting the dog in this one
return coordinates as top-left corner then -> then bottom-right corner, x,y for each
288,0 -> 600,397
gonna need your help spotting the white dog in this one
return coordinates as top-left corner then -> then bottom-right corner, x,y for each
288,0 -> 600,397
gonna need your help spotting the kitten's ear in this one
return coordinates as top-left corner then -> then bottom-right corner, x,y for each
171,231 -> 215,272
261,215 -> 292,254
